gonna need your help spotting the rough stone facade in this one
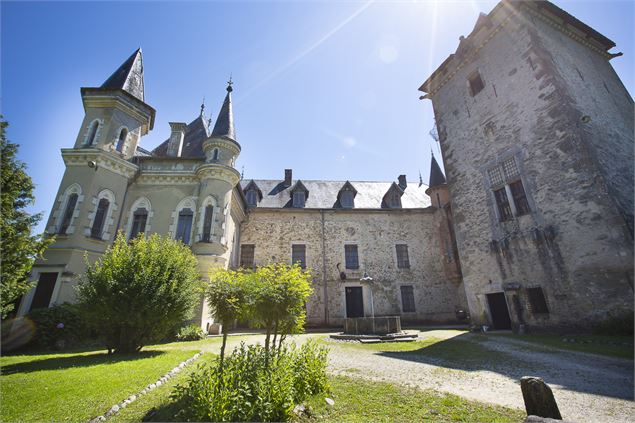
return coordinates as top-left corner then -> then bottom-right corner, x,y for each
419,0 -> 634,331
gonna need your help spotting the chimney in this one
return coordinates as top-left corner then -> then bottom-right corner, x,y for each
284,169 -> 292,186
167,122 -> 187,157
398,174 -> 407,190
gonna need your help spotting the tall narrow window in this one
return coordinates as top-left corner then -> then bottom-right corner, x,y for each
400,285 -> 416,312
240,244 -> 255,268
202,205 -> 214,242
91,198 -> 110,239
30,273 -> 58,311
116,128 -> 128,152
493,188 -> 513,222
175,208 -> 194,244
468,71 -> 485,96
59,193 -> 78,234
212,148 -> 219,161
292,191 -> 306,208
344,244 -> 359,269
396,244 -> 410,269
86,121 -> 99,146
129,208 -> 148,239
527,287 -> 549,314
292,244 -> 306,269
509,180 -> 530,216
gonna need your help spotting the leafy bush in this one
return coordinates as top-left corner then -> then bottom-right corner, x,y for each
176,324 -> 206,341
173,339 -> 329,422
26,303 -> 88,349
76,233 -> 203,354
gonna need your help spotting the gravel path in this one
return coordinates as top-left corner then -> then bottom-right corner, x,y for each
324,330 -> 634,423
199,330 -> 634,422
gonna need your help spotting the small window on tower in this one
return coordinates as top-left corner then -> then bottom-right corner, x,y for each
116,128 -> 128,152
468,71 -> 485,96
212,148 -> 219,161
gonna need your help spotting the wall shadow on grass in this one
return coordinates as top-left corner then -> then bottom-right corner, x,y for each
376,332 -> 634,401
1,350 -> 166,375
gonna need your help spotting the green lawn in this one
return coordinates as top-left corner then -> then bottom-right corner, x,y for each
296,375 -> 525,422
490,333 -> 634,359
0,345 -> 203,422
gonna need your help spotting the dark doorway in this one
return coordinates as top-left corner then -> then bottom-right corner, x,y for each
486,292 -> 512,330
30,273 -> 58,311
345,287 -> 364,318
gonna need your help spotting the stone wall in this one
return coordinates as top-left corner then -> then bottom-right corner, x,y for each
425,4 -> 633,331
240,208 -> 468,327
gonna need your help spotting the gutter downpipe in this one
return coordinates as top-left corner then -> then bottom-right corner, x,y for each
321,209 -> 328,326
114,159 -> 142,235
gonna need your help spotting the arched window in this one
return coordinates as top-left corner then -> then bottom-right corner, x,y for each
212,148 -> 219,161
175,208 -> 194,244
129,208 -> 148,239
85,120 -> 99,146
59,193 -> 78,234
116,128 -> 128,152
91,198 -> 110,239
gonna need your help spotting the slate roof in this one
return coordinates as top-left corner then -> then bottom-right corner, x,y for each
152,115 -> 211,158
429,154 -> 447,187
211,85 -> 236,141
101,48 -> 145,102
240,179 -> 431,209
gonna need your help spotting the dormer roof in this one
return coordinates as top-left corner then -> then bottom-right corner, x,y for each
243,180 -> 263,201
381,182 -> 404,208
289,180 -> 309,199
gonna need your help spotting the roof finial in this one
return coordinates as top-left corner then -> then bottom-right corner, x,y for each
241,165 -> 244,180
200,97 -> 205,117
227,74 -> 233,93
419,171 -> 423,187
207,117 -> 212,128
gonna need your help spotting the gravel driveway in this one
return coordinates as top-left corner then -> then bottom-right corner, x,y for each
323,330 -> 634,423
204,330 -> 634,422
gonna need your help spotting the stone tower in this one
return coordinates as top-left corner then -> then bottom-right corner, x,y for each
419,0 -> 633,331
18,49 -> 156,313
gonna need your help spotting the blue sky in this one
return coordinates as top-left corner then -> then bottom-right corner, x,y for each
2,0 -> 633,234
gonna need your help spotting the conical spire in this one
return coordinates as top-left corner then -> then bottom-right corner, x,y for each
211,78 -> 236,141
101,48 -> 145,102
429,152 -> 447,187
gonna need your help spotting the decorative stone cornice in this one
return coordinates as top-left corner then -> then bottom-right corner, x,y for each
136,172 -> 198,185
81,89 -> 155,133
195,163 -> 241,185
202,136 -> 241,156
61,148 -> 138,178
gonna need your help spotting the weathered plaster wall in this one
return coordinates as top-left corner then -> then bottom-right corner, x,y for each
427,7 -> 633,330
240,208 -> 467,326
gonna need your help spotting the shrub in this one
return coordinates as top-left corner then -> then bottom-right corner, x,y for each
176,324 -> 206,341
26,303 -> 88,349
173,340 -> 329,422
76,233 -> 203,354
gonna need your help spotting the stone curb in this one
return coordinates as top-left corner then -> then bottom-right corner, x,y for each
88,351 -> 204,422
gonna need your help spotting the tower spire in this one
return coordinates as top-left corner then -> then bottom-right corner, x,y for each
100,48 -> 145,102
211,78 -> 236,141
429,151 -> 447,187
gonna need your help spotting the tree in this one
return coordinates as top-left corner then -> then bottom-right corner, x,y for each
76,233 -> 203,353
244,263 -> 313,355
206,268 -> 247,369
0,118 -> 53,319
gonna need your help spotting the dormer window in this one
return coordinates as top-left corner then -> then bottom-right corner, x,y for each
387,191 -> 401,208
341,191 -> 354,208
293,191 -> 305,208
242,180 -> 263,208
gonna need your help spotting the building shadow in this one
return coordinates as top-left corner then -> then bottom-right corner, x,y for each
1,350 -> 165,375
376,331 -> 634,401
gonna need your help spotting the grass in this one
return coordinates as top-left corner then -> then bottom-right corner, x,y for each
0,343 -> 207,422
490,333 -> 634,360
295,375 -> 524,422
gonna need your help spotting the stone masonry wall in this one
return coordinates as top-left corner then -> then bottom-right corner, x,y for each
427,7 -> 633,330
240,208 -> 468,327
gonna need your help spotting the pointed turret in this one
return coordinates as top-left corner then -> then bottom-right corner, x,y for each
211,79 -> 236,141
429,152 -> 447,188
101,48 -> 145,102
